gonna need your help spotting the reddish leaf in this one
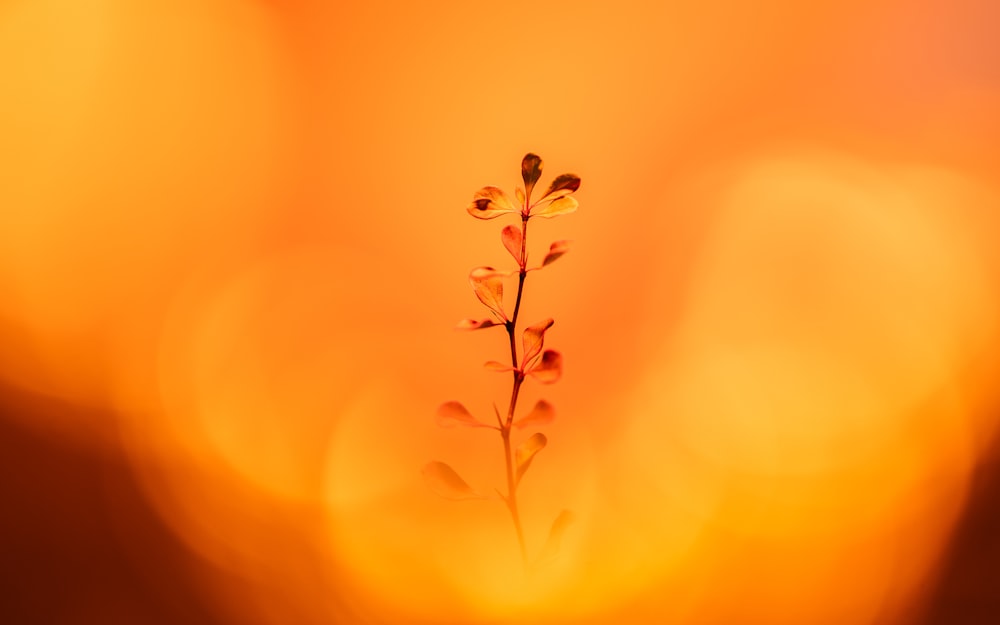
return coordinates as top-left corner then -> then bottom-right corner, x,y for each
521,153 -> 543,201
456,318 -> 501,330
515,433 -> 547,484
528,350 -> 562,384
501,224 -> 522,264
422,461 -> 483,500
467,186 -> 518,220
531,195 -> 578,218
468,267 -> 506,321
534,509 -> 575,568
436,401 -> 492,429
536,173 -> 581,204
542,240 -> 571,266
484,361 -> 516,373
522,318 -> 554,370
514,399 -> 555,429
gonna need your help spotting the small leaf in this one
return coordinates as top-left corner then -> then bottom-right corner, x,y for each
536,173 -> 581,204
501,224 -> 522,264
436,401 -> 492,429
522,318 -> 554,370
515,432 -> 547,484
484,361 -> 516,373
456,318 -> 502,330
515,186 -> 526,208
542,240 -> 571,267
534,509 -> 575,568
530,195 -> 578,219
521,153 -> 543,201
422,461 -> 483,500
467,186 -> 518,220
469,267 -> 507,321
514,399 -> 555,429
528,350 -> 562,384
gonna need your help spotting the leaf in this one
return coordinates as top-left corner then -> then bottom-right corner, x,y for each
522,318 -> 554,370
422,461 -> 483,500
501,224 -> 522,264
521,153 -> 543,201
515,432 -> 547,484
515,186 -> 526,208
456,318 -> 502,330
542,240 -> 571,267
469,267 -> 506,321
528,350 -> 562,384
514,399 -> 555,429
536,173 -> 581,204
534,509 -> 575,568
484,361 -> 516,373
435,401 -> 492,429
467,186 -> 518,219
530,195 -> 578,219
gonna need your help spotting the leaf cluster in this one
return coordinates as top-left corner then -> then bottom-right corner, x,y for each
424,153 -> 580,569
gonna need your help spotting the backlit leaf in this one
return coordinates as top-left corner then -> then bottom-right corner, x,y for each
467,186 -> 518,219
469,267 -> 506,320
436,401 -> 492,429
484,361 -> 516,373
515,432 -> 547,484
514,399 -> 555,429
521,153 -> 543,201
528,350 -> 562,384
422,461 -> 482,500
522,318 -> 554,370
530,195 -> 578,219
542,240 -> 571,266
534,509 -> 575,568
515,186 -> 526,208
536,173 -> 581,204
501,224 -> 522,264
456,318 -> 501,330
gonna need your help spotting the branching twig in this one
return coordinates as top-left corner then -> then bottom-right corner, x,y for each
424,153 -> 580,570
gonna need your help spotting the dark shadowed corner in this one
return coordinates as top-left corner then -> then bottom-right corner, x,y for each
918,401 -> 1000,625
0,382 -> 228,625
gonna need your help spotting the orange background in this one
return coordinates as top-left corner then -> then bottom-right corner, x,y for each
1,0 -> 999,623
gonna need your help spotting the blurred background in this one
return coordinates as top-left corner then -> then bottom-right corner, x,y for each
1,0 -> 999,623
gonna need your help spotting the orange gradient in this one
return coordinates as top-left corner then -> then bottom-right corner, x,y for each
1,0 -> 999,624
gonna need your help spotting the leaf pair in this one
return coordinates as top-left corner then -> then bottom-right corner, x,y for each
435,399 -> 555,430
421,464 -> 575,568
520,153 -> 582,217
467,153 -> 581,220
483,318 -> 563,384
424,431 -> 548,500
498,230 -> 572,273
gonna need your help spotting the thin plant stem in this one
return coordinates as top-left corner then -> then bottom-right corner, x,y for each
501,214 -> 531,567
501,384 -> 526,566
433,154 -> 577,574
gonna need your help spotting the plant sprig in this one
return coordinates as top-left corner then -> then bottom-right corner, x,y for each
424,153 -> 579,571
